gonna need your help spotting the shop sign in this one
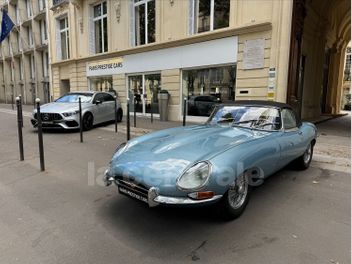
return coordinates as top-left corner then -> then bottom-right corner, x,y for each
267,67 -> 276,100
243,38 -> 265,70
87,58 -> 123,77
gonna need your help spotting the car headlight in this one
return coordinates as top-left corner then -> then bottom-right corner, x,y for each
177,161 -> 212,190
62,110 -> 79,117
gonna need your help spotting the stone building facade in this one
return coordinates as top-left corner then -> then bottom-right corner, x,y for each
2,0 -> 349,122
0,0 -> 50,105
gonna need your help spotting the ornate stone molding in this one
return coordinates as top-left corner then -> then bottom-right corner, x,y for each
113,0 -> 121,23
51,0 -> 70,13
71,0 -> 82,9
78,17 -> 83,33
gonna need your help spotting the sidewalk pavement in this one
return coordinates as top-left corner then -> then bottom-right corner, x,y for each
0,103 -> 348,133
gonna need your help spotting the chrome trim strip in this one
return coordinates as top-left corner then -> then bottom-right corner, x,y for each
152,194 -> 223,206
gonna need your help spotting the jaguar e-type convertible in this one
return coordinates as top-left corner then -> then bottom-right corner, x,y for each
103,101 -> 317,219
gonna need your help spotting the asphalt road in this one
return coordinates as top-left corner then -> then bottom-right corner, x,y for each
0,111 -> 350,264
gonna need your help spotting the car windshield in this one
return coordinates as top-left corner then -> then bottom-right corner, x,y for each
55,93 -> 93,103
206,105 -> 281,131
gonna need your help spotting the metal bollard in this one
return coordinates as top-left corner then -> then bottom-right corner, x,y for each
133,96 -> 137,128
150,99 -> 153,123
19,95 -> 23,127
127,99 -> 131,141
79,97 -> 83,143
183,97 -> 187,126
11,92 -> 14,110
114,96 -> 118,133
16,97 -> 24,161
36,98 -> 45,171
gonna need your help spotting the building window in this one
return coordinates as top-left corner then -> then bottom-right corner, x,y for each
189,0 -> 230,34
133,0 -> 155,46
89,77 -> 113,92
38,0 -> 46,11
42,51 -> 49,78
58,16 -> 70,60
10,62 -> 14,82
28,26 -> 34,47
40,20 -> 47,44
15,5 -> 21,24
92,2 -> 108,53
25,0 -> 33,18
8,37 -> 12,56
17,32 -> 22,52
29,54 -> 35,79
182,65 -> 236,117
19,58 -> 23,80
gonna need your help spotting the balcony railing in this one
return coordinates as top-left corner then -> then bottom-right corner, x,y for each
35,33 -> 48,50
52,0 -> 68,7
51,0 -> 70,10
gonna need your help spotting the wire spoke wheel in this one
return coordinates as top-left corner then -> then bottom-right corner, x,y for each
303,143 -> 312,165
228,173 -> 248,210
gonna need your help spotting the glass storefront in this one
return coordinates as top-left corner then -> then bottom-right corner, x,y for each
182,65 -> 236,117
128,73 -> 161,114
89,76 -> 114,94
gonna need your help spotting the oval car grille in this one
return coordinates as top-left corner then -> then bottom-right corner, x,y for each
116,179 -> 149,196
34,113 -> 63,121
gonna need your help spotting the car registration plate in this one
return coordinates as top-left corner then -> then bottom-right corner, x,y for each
118,187 -> 148,204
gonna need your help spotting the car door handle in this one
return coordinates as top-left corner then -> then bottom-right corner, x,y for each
298,131 -> 303,135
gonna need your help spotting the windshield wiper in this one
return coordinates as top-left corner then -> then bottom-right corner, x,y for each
217,118 -> 235,124
232,119 -> 258,126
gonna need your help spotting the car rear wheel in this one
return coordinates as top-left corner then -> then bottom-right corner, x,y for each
218,173 -> 251,220
82,112 -> 94,131
295,142 -> 314,170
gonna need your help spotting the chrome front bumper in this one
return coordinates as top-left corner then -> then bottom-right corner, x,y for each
103,175 -> 223,207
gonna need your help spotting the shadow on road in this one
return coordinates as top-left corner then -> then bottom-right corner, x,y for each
95,166 -> 309,260
28,120 -> 119,134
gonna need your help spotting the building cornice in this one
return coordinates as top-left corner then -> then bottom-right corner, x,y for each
51,21 -> 272,67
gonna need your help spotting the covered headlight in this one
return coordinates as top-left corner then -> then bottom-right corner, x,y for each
104,143 -> 127,185
62,110 -> 79,117
177,161 -> 212,190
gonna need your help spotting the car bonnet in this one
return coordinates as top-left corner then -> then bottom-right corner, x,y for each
109,125 -> 269,189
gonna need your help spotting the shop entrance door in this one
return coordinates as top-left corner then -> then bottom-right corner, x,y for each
128,73 -> 161,115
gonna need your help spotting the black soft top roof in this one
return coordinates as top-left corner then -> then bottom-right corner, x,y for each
218,100 -> 302,125
224,100 -> 293,110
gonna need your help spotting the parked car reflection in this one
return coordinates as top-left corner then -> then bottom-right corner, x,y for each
188,95 -> 221,116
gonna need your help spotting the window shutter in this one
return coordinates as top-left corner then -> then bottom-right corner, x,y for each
88,6 -> 95,55
188,0 -> 195,35
129,0 -> 135,47
55,20 -> 62,60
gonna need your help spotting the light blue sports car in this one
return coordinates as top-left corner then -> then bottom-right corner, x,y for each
104,101 -> 317,219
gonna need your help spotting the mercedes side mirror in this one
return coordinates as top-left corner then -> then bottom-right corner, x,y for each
95,100 -> 102,105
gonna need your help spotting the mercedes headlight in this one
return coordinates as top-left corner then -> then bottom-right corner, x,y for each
177,161 -> 212,190
63,110 -> 79,117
